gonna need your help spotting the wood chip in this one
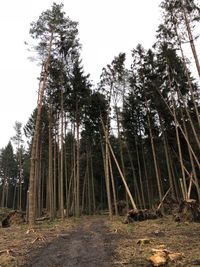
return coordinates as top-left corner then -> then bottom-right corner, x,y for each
168,252 -> 184,262
149,251 -> 167,266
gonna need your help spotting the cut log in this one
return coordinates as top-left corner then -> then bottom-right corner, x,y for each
149,251 -> 167,267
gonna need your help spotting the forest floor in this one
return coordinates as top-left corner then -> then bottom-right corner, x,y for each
0,215 -> 200,267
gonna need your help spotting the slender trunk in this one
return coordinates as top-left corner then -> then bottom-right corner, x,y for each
57,122 -> 61,217
141,140 -> 151,208
146,107 -> 163,204
108,151 -> 118,216
48,106 -> 54,218
100,133 -> 112,217
125,142 -> 142,208
29,31 -> 53,225
115,107 -> 128,211
85,147 -> 91,215
73,123 -> 77,217
156,88 -> 200,169
101,119 -> 137,210
90,149 -> 96,213
53,134 -> 57,217
135,139 -> 145,208
60,91 -> 64,220
37,147 -> 42,217
176,87 -> 200,150
159,114 -> 175,198
104,124 -> 113,218
168,148 -> 180,200
173,101 -> 187,200
64,115 -> 68,216
12,183 -> 17,209
181,108 -> 200,201
76,119 -> 80,217
181,0 -> 200,77
176,34 -> 200,127
81,169 -> 87,214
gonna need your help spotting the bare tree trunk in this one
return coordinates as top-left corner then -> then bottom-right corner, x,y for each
155,88 -> 200,169
181,0 -> 200,77
12,183 -> 17,209
176,88 -> 200,150
73,123 -> 77,217
53,134 -> 57,218
125,142 -> 142,208
104,125 -> 113,218
173,102 -> 187,200
181,107 -> 200,201
48,106 -> 54,218
173,19 -> 200,127
146,107 -> 163,204
81,169 -> 87,214
101,119 -> 137,210
29,31 -> 53,225
60,91 -> 64,220
135,139 -> 145,208
159,114 -> 175,199
141,140 -> 151,208
108,151 -> 118,216
168,148 -> 180,200
76,119 -> 80,217
90,149 -> 96,213
100,132 -> 112,218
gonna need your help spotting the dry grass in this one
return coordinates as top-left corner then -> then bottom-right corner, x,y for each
0,218 -> 78,267
106,215 -> 200,266
0,214 -> 200,266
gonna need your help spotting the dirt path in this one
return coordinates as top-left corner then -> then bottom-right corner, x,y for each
23,218 -> 119,267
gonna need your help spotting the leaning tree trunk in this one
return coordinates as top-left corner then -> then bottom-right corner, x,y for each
101,119 -> 137,211
28,31 -> 53,226
181,0 -> 200,77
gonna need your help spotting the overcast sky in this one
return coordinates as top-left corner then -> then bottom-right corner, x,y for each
0,0 -> 162,149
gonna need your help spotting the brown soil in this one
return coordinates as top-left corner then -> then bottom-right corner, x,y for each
21,218 -> 119,267
0,215 -> 200,267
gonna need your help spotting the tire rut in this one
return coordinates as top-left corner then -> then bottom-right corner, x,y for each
23,218 -> 119,267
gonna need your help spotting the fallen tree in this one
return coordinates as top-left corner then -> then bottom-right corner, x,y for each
124,209 -> 163,223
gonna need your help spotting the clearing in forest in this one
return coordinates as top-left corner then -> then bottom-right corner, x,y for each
0,216 -> 200,266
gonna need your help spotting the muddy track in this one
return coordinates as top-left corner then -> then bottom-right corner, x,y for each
23,218 -> 120,267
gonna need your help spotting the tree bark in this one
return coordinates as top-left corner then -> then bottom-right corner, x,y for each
29,31 -> 53,225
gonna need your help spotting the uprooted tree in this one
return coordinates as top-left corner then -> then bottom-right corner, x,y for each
0,1 -> 199,225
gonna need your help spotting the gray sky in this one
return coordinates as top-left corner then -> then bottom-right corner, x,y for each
0,0 -> 162,149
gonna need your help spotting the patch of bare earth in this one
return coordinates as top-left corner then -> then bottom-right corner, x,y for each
21,217 -> 120,267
